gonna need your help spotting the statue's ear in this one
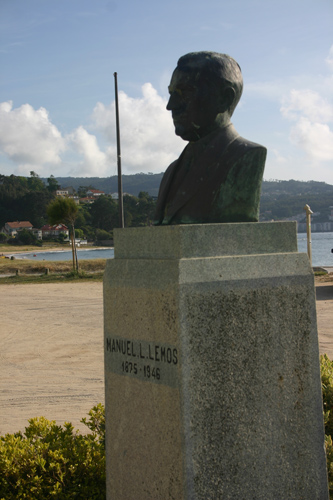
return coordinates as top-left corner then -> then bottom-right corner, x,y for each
219,86 -> 235,114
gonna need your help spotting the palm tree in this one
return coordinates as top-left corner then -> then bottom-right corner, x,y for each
47,198 -> 79,271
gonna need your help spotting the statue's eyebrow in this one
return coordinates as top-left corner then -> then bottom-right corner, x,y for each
168,86 -> 183,95
168,84 -> 195,94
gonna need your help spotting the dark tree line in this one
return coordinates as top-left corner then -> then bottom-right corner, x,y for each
0,173 -> 156,240
0,173 -> 56,229
78,192 -> 156,240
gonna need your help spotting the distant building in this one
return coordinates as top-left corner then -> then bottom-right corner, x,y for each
62,186 -> 76,195
110,192 -> 133,200
32,228 -> 43,240
298,221 -> 333,233
329,206 -> 333,221
79,197 -> 96,204
2,221 -> 33,237
40,223 -> 69,238
86,189 -> 105,197
55,188 -> 79,204
56,189 -> 69,197
71,196 -> 80,205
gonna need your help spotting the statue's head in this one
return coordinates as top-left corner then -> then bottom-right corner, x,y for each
167,51 -> 243,142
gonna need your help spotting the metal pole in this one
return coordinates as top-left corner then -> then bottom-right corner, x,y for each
114,72 -> 124,229
304,204 -> 313,266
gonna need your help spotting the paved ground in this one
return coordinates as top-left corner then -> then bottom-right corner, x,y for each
1,279 -> 332,436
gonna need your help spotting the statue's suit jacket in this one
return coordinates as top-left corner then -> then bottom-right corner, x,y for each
154,123 -> 267,225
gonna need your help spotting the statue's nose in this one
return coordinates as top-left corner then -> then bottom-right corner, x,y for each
166,91 -> 181,111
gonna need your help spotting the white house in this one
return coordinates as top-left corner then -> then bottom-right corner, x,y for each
32,228 -> 43,240
56,189 -> 69,197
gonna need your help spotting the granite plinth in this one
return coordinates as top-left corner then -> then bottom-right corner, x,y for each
104,222 -> 328,500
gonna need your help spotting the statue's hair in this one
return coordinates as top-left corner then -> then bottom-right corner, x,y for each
177,51 -> 243,116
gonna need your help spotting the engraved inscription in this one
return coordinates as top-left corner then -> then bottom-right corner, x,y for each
105,336 -> 179,387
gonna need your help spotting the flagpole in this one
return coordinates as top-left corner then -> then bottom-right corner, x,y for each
114,72 -> 124,228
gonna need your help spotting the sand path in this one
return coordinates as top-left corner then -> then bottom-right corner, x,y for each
1,280 -> 332,436
0,282 -> 104,435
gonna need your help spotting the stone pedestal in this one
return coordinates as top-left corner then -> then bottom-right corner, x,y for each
104,222 -> 328,500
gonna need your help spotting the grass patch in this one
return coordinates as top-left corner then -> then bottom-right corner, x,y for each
0,258 -> 106,284
0,242 -> 70,253
0,271 -> 104,284
0,258 -> 106,275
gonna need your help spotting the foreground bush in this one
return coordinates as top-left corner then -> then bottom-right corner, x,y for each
2,358 -> 333,498
321,354 -> 333,496
0,404 -> 105,500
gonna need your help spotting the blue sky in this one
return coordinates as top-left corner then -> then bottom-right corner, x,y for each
1,0 -> 333,183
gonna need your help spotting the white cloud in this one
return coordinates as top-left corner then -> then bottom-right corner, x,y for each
92,82 -> 183,174
68,126 -> 109,177
0,84 -> 183,177
0,101 -> 66,174
289,118 -> 333,162
279,47 -> 333,165
280,89 -> 333,162
281,89 -> 333,123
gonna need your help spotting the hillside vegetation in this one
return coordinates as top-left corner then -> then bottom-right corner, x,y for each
260,180 -> 333,221
52,175 -> 333,221
1,173 -> 333,233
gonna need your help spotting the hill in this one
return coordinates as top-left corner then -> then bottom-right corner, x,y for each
51,175 -> 333,221
260,180 -> 333,221
51,173 -> 164,197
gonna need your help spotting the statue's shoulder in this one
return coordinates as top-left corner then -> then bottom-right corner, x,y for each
220,133 -> 267,172
211,125 -> 266,165
232,135 -> 266,153
223,128 -> 266,151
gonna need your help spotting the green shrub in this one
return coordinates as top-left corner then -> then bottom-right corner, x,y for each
95,229 -> 112,241
1,359 -> 333,498
75,228 -> 85,239
321,354 -> 333,496
7,230 -> 42,247
0,404 -> 105,499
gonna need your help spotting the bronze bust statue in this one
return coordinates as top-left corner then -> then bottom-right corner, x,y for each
153,51 -> 267,225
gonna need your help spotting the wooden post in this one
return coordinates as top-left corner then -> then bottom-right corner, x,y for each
70,227 -> 76,270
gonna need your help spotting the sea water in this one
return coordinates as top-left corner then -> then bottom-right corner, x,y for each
15,248 -> 114,261
297,232 -> 333,267
12,232 -> 333,267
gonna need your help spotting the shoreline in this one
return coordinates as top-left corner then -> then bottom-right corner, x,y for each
1,245 -> 112,259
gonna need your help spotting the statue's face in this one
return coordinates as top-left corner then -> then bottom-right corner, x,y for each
167,68 -> 220,142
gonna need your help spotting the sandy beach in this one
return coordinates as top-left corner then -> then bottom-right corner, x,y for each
1,279 -> 332,436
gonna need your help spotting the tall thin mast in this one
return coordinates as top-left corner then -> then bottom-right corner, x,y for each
114,72 -> 124,228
